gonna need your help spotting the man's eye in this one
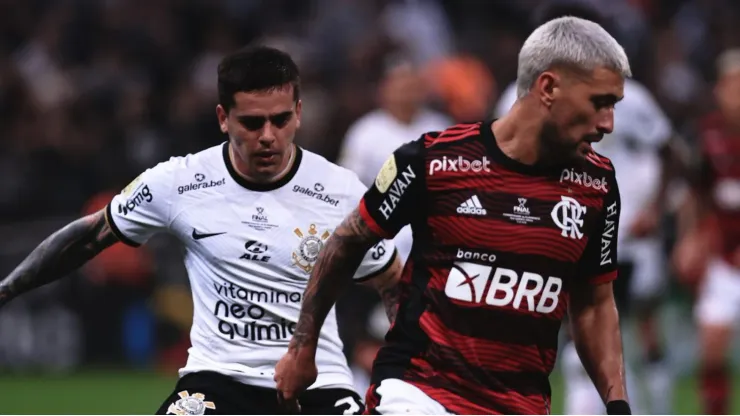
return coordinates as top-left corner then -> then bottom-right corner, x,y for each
271,113 -> 292,128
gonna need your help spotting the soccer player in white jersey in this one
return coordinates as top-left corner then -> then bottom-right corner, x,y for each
337,55 -> 451,263
0,46 -> 402,415
495,4 -> 677,414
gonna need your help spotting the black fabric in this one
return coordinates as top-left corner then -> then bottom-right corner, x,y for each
155,371 -> 363,415
606,400 -> 632,415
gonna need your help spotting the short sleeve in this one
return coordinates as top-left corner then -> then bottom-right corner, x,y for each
578,176 -> 621,285
344,173 -> 399,281
623,84 -> 672,149
105,160 -> 176,246
358,138 -> 426,239
353,240 -> 398,282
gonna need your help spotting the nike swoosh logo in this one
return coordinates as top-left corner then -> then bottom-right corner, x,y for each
192,229 -> 226,240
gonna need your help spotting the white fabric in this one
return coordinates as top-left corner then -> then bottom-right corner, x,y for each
696,257 -> 740,326
374,379 -> 453,415
338,109 -> 451,264
622,237 -> 666,299
107,143 -> 396,391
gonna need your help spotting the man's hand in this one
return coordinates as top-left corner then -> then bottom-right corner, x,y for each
274,347 -> 318,414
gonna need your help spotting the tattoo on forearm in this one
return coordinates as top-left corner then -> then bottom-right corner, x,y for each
292,208 -> 381,349
0,210 -> 117,307
379,284 -> 400,323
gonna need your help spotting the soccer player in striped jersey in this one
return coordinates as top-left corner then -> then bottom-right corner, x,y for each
675,49 -> 740,415
276,17 -> 632,414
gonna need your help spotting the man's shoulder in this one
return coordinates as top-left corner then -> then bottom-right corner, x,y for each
135,143 -> 227,202
149,143 -> 224,176
296,148 -> 368,197
583,150 -> 616,175
348,110 -> 391,131
423,121 -> 485,149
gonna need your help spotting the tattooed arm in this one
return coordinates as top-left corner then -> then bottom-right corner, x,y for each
275,208 -> 384,411
0,209 -> 119,308
361,253 -> 402,322
293,208 -> 383,348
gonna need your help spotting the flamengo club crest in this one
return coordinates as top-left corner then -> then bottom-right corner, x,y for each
293,224 -> 331,273
167,391 -> 215,415
551,196 -> 587,239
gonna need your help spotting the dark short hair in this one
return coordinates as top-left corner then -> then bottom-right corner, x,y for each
217,45 -> 301,112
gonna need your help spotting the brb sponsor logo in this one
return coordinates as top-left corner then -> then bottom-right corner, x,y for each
292,183 -> 339,206
375,155 -> 416,220
178,173 -> 225,195
118,183 -> 153,216
445,262 -> 562,313
429,156 -> 491,175
559,168 -> 608,192
213,281 -> 303,341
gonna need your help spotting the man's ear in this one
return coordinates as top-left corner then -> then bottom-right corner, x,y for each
535,71 -> 560,108
216,105 -> 228,133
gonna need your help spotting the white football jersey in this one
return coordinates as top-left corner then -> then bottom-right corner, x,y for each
494,79 -> 672,246
106,143 -> 396,391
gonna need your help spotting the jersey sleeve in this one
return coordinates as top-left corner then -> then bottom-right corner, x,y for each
105,160 -> 176,247
578,175 -> 621,285
344,172 -> 399,282
353,240 -> 399,282
358,137 -> 426,239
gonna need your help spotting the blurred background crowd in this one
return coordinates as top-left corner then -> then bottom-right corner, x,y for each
1,0 -> 740,413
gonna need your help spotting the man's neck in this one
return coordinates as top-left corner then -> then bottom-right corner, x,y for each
229,143 -> 295,183
492,101 -> 545,166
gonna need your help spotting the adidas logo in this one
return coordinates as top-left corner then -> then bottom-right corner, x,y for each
457,195 -> 487,216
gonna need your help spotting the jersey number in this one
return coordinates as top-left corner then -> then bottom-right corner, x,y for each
371,242 -> 386,260
334,396 -> 362,415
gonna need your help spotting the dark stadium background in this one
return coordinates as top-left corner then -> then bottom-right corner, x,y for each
1,0 -> 739,413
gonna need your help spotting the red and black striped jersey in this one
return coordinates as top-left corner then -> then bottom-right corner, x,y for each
697,112 -> 740,266
358,121 -> 621,415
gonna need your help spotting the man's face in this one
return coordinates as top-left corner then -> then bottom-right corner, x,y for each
380,64 -> 426,111
542,67 -> 624,163
217,86 -> 301,179
716,71 -> 740,122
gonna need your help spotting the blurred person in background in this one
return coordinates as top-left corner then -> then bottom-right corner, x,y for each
495,2 -> 682,414
0,45 -> 404,415
673,48 -> 740,415
337,54 -> 451,263
426,54 -> 497,123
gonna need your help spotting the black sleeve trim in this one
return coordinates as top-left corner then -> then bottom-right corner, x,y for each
354,248 -> 398,283
105,203 -> 141,247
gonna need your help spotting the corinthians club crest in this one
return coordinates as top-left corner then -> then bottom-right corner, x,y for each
167,391 -> 215,415
293,224 -> 331,273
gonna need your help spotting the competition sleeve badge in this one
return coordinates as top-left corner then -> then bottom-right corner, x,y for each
292,224 -> 331,273
166,391 -> 215,415
121,174 -> 142,196
375,155 -> 397,193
